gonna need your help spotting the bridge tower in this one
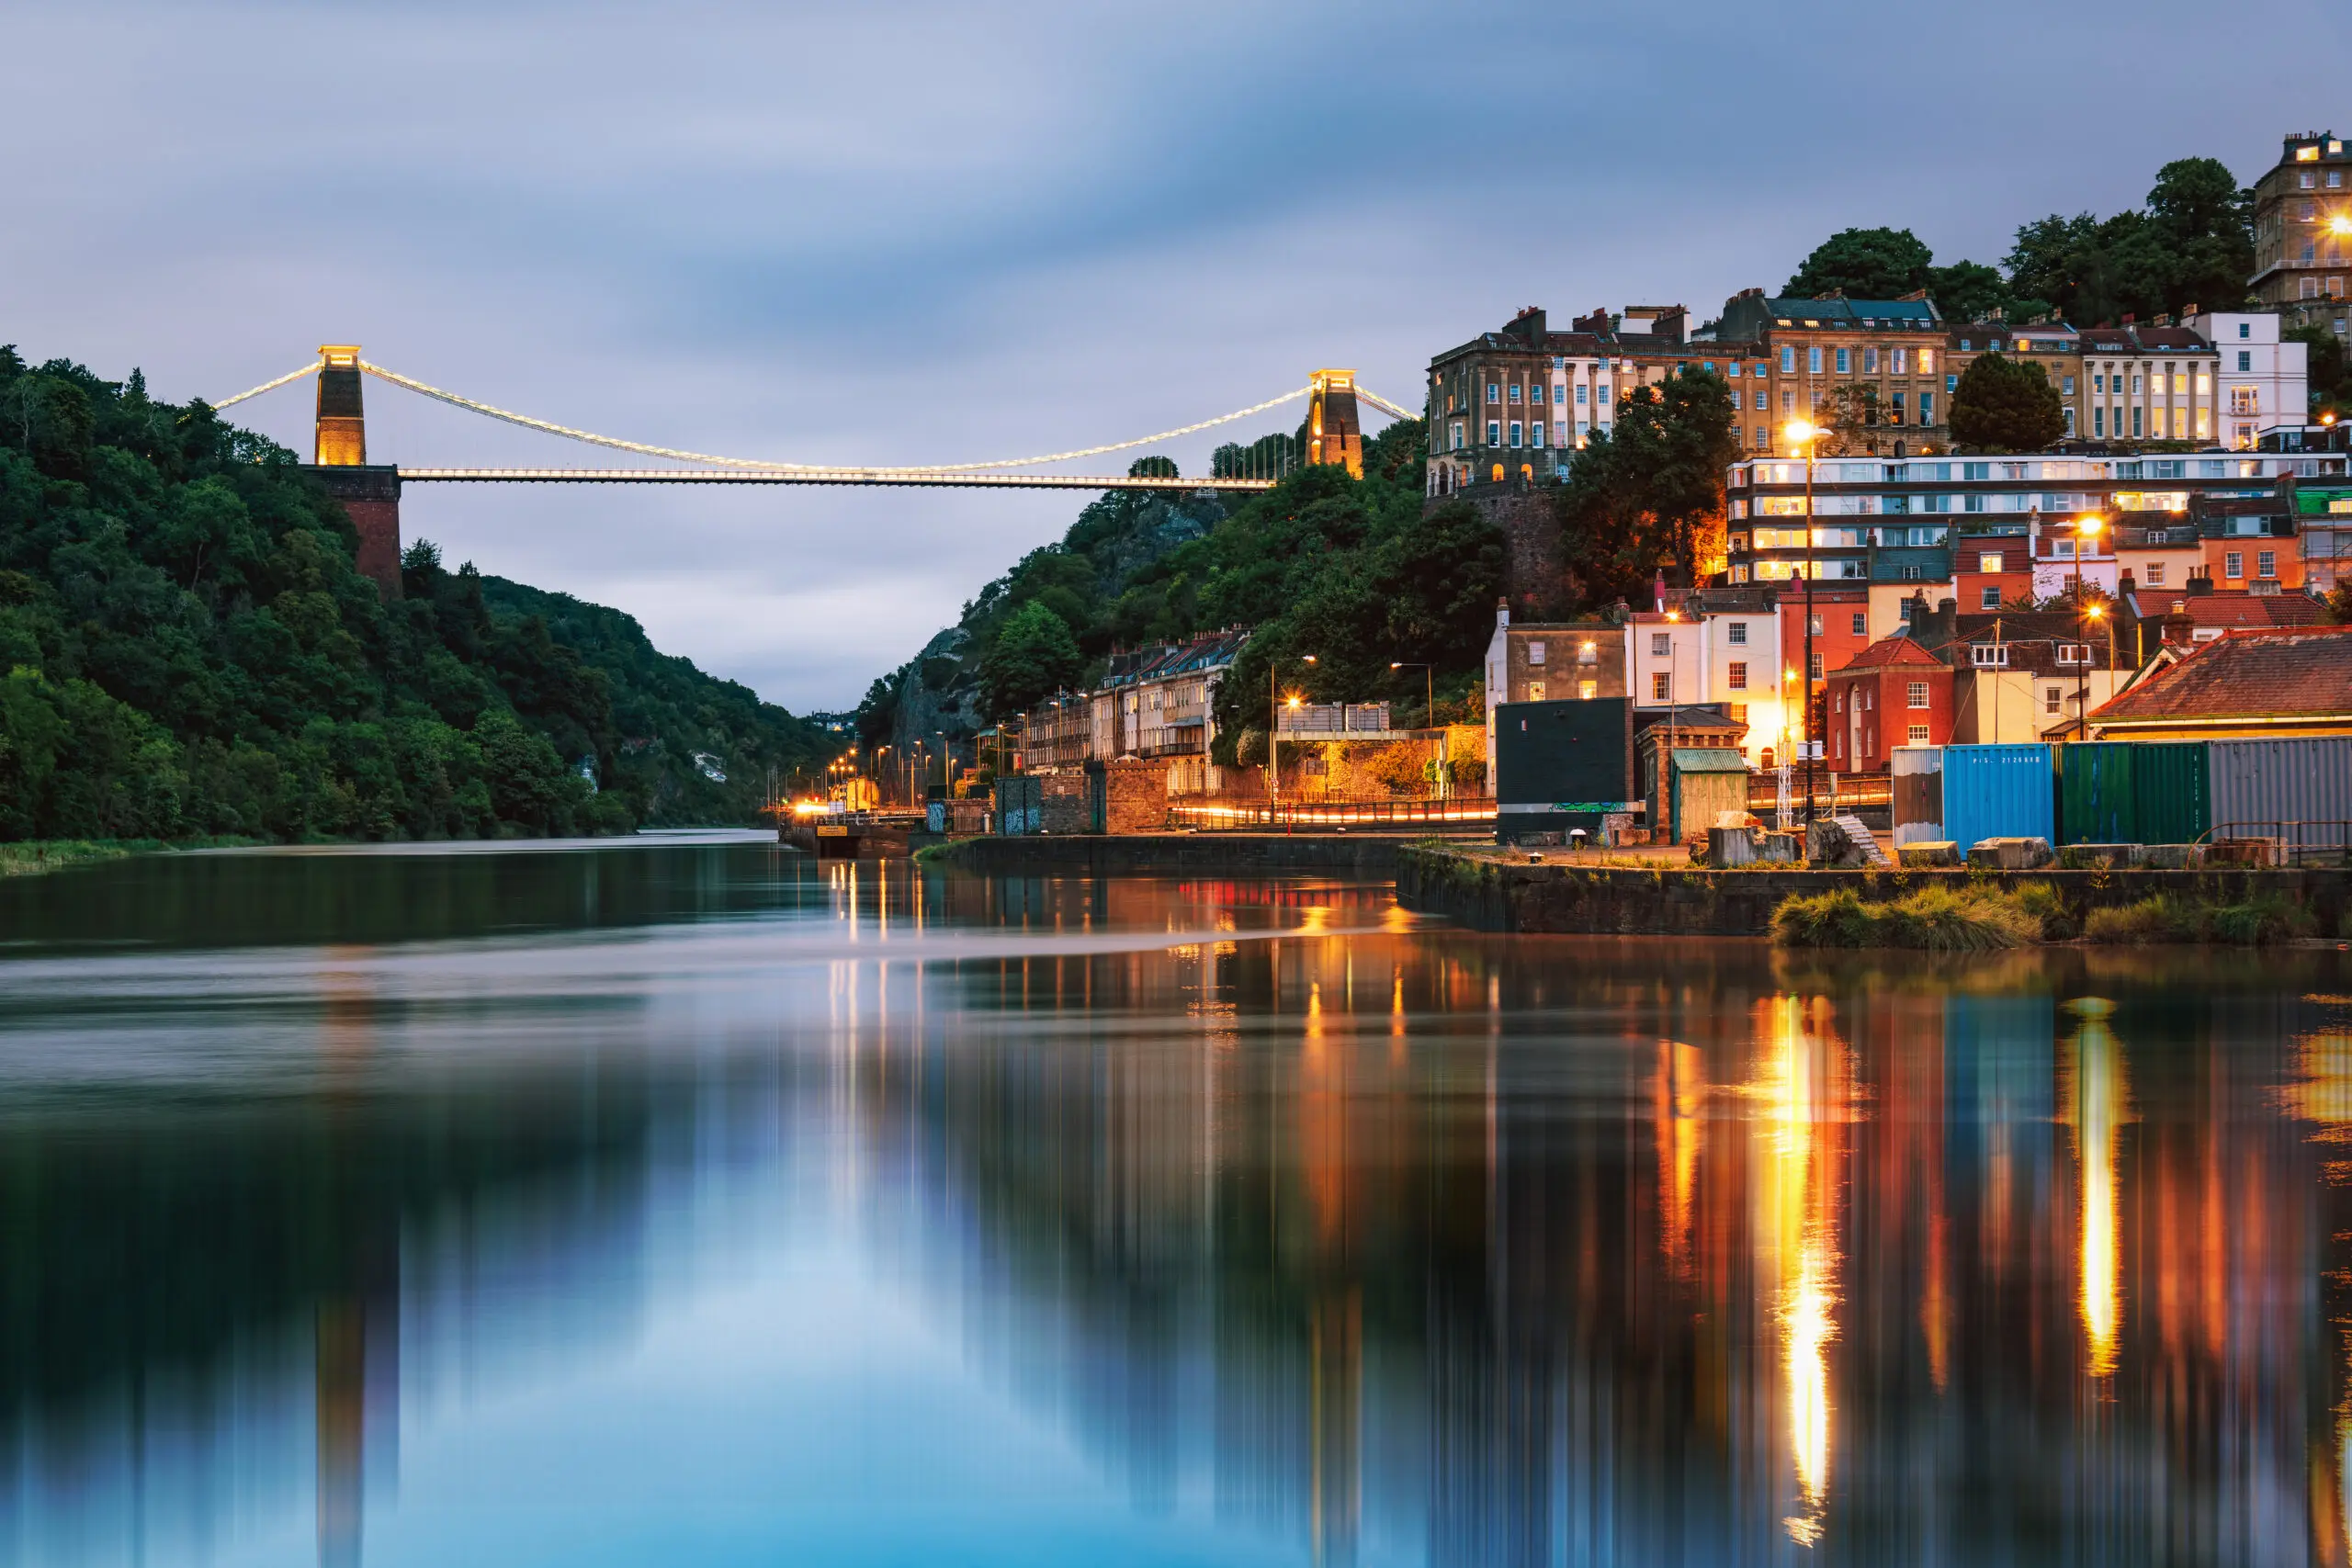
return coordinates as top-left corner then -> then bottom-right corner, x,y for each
1306,369 -> 1363,478
303,345 -> 403,598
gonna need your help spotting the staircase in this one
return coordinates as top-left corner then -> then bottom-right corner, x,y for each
1831,814 -> 1894,868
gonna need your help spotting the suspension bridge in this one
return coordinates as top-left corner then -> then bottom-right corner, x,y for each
216,345 -> 1419,593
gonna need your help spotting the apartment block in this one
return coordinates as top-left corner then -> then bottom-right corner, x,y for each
2250,130 -> 2352,336
2186,310 -> 2309,447
1717,289 -> 1949,456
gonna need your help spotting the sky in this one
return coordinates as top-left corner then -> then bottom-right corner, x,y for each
4,0 -> 2346,712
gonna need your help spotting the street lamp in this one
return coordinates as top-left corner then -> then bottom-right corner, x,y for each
2082,603 -> 2111,739
1269,654 -> 1315,810
1784,418 -> 1821,824
1389,661 -> 1435,727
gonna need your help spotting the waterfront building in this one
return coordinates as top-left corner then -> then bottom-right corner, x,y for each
2071,322 -> 2222,446
1823,637 -> 1952,772
2249,130 -> 2352,337
1724,449 -> 2345,589
1424,309 -> 1626,495
1628,599 -> 1787,768
2186,310 -> 2309,446
1905,602 -> 2131,743
1481,599 -> 1630,760
2088,625 -> 2352,739
1025,628 -> 1249,795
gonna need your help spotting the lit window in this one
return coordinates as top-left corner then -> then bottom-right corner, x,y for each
1651,633 -> 1670,656
1978,552 -> 2003,573
1577,680 -> 1597,700
1907,725 -> 1929,745
1729,661 -> 1749,690
1651,671 -> 1671,700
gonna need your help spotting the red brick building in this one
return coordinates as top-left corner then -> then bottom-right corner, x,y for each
1826,637 -> 1953,773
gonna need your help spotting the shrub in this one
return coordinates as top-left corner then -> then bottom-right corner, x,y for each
1773,885 -> 2042,952
2009,880 -> 2077,940
2085,892 -> 2313,945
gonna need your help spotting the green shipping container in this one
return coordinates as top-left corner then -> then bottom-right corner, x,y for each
2057,742 -> 2210,845
2128,742 -> 2209,846
2058,744 -> 2135,845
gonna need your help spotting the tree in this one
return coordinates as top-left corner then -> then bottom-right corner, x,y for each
1126,455 -> 1178,480
1948,354 -> 2066,453
1786,228 -> 1933,299
2145,156 -> 2254,313
1817,383 -> 1882,456
1555,371 -> 1739,604
2288,324 -> 2350,418
1924,260 -> 2014,323
978,600 -> 1083,719
2006,158 -> 2254,324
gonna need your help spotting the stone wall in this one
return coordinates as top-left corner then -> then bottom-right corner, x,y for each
1441,483 -> 1571,617
1396,846 -> 2352,937
1102,758 -> 1167,834
922,833 -> 1413,877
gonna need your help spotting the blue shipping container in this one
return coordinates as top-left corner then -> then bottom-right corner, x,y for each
1942,744 -> 2053,851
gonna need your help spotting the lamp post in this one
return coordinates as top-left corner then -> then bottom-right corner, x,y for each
1784,419 -> 1821,824
2083,603 -> 2109,739
1268,654 -> 1315,811
2072,515 -> 2105,743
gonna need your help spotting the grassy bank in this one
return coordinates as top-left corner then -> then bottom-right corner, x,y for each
0,838 -> 256,878
1773,881 -> 2326,950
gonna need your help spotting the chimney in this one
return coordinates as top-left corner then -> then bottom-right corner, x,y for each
1495,595 -> 1511,630
2187,573 -> 2213,597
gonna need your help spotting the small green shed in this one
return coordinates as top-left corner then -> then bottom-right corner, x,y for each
1667,749 -> 1751,842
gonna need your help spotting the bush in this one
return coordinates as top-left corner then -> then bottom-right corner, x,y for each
2085,892 -> 2315,945
2009,880 -> 2077,940
1773,885 -> 2043,952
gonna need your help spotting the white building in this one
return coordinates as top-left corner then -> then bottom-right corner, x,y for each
2187,311 -> 2310,447
1627,607 -> 1789,769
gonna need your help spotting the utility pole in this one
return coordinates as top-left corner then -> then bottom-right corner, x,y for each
1785,419 -> 1821,825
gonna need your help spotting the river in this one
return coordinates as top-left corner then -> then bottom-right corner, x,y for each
0,833 -> 2346,1566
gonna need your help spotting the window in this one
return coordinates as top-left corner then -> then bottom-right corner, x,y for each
2239,322 -> 2252,339
1651,633 -> 1670,656
1509,421 -> 1522,447
2057,643 -> 2090,665
1891,392 -> 1906,423
1980,585 -> 2001,609
1976,551 -> 2003,574
1527,681 -> 1545,701
1727,621 -> 1748,645
1527,640 -> 1546,666
1532,422 -> 1548,447
2225,550 -> 2244,578
2044,686 -> 2062,716
1918,349 -> 1935,375
2258,549 -> 2276,578
1946,374 -> 1958,394
2063,376 -> 2076,396
1509,383 -> 1522,403
1863,347 -> 1878,373
1576,384 -> 1588,405
1651,671 -> 1671,701
2145,562 -> 2165,585
1808,346 -> 1824,374
1487,383 -> 1498,403
1530,384 -> 1544,404
1971,645 -> 2008,667
1755,425 -> 1769,448
2132,408 -> 2143,438
1906,681 -> 1928,709
1836,347 -> 1850,374
1781,390 -> 1797,414
1450,421 -> 1464,450
2239,351 -> 2254,372
1810,653 -> 1825,678
1577,640 -> 1598,665
1893,349 -> 1910,375
1598,385 -> 1611,406
2231,386 -> 2260,414
2094,407 -> 2106,437
1781,345 -> 1797,373
1728,661 -> 1749,691
1487,421 -> 1499,446
1755,389 -> 1768,411
1849,612 -> 1866,637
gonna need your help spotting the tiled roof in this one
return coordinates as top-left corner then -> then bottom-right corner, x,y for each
1833,637 -> 1947,671
2171,593 -> 2330,630
2090,626 -> 2352,723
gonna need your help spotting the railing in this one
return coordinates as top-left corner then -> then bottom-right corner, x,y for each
1746,773 -> 1891,810
1169,795 -> 1497,831
2198,820 -> 2352,866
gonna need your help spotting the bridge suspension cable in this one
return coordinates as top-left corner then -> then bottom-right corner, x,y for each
210,363 -> 322,410
1354,387 -> 1421,423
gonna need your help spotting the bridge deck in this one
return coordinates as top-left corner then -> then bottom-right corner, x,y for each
396,468 -> 1277,491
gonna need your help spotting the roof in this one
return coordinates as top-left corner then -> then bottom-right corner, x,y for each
1833,636 -> 1948,672
2089,626 -> 2352,724
1669,749 -> 1750,773
2168,592 -> 2330,630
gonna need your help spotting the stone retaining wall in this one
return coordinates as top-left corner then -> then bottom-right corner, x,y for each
1396,845 -> 2352,937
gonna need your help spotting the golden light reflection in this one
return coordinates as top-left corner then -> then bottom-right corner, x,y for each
1747,995 -> 1847,1546
1654,1040 -> 1704,1277
2064,998 -> 2128,1379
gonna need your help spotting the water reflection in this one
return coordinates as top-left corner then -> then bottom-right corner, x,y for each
0,844 -> 2347,1564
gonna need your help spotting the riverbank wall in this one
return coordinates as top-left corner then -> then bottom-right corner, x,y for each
918,833 -> 1443,877
1396,844 -> 2352,937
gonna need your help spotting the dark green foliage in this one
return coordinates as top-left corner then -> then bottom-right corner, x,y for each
2006,159 -> 2253,324
2290,324 -> 2352,420
1786,227 -> 1934,299
1126,455 -> 1179,480
1948,355 -> 2067,453
2084,891 -> 2314,944
1772,885 -> 2043,951
1555,371 -> 1739,604
979,600 -> 1084,718
0,343 -> 828,841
